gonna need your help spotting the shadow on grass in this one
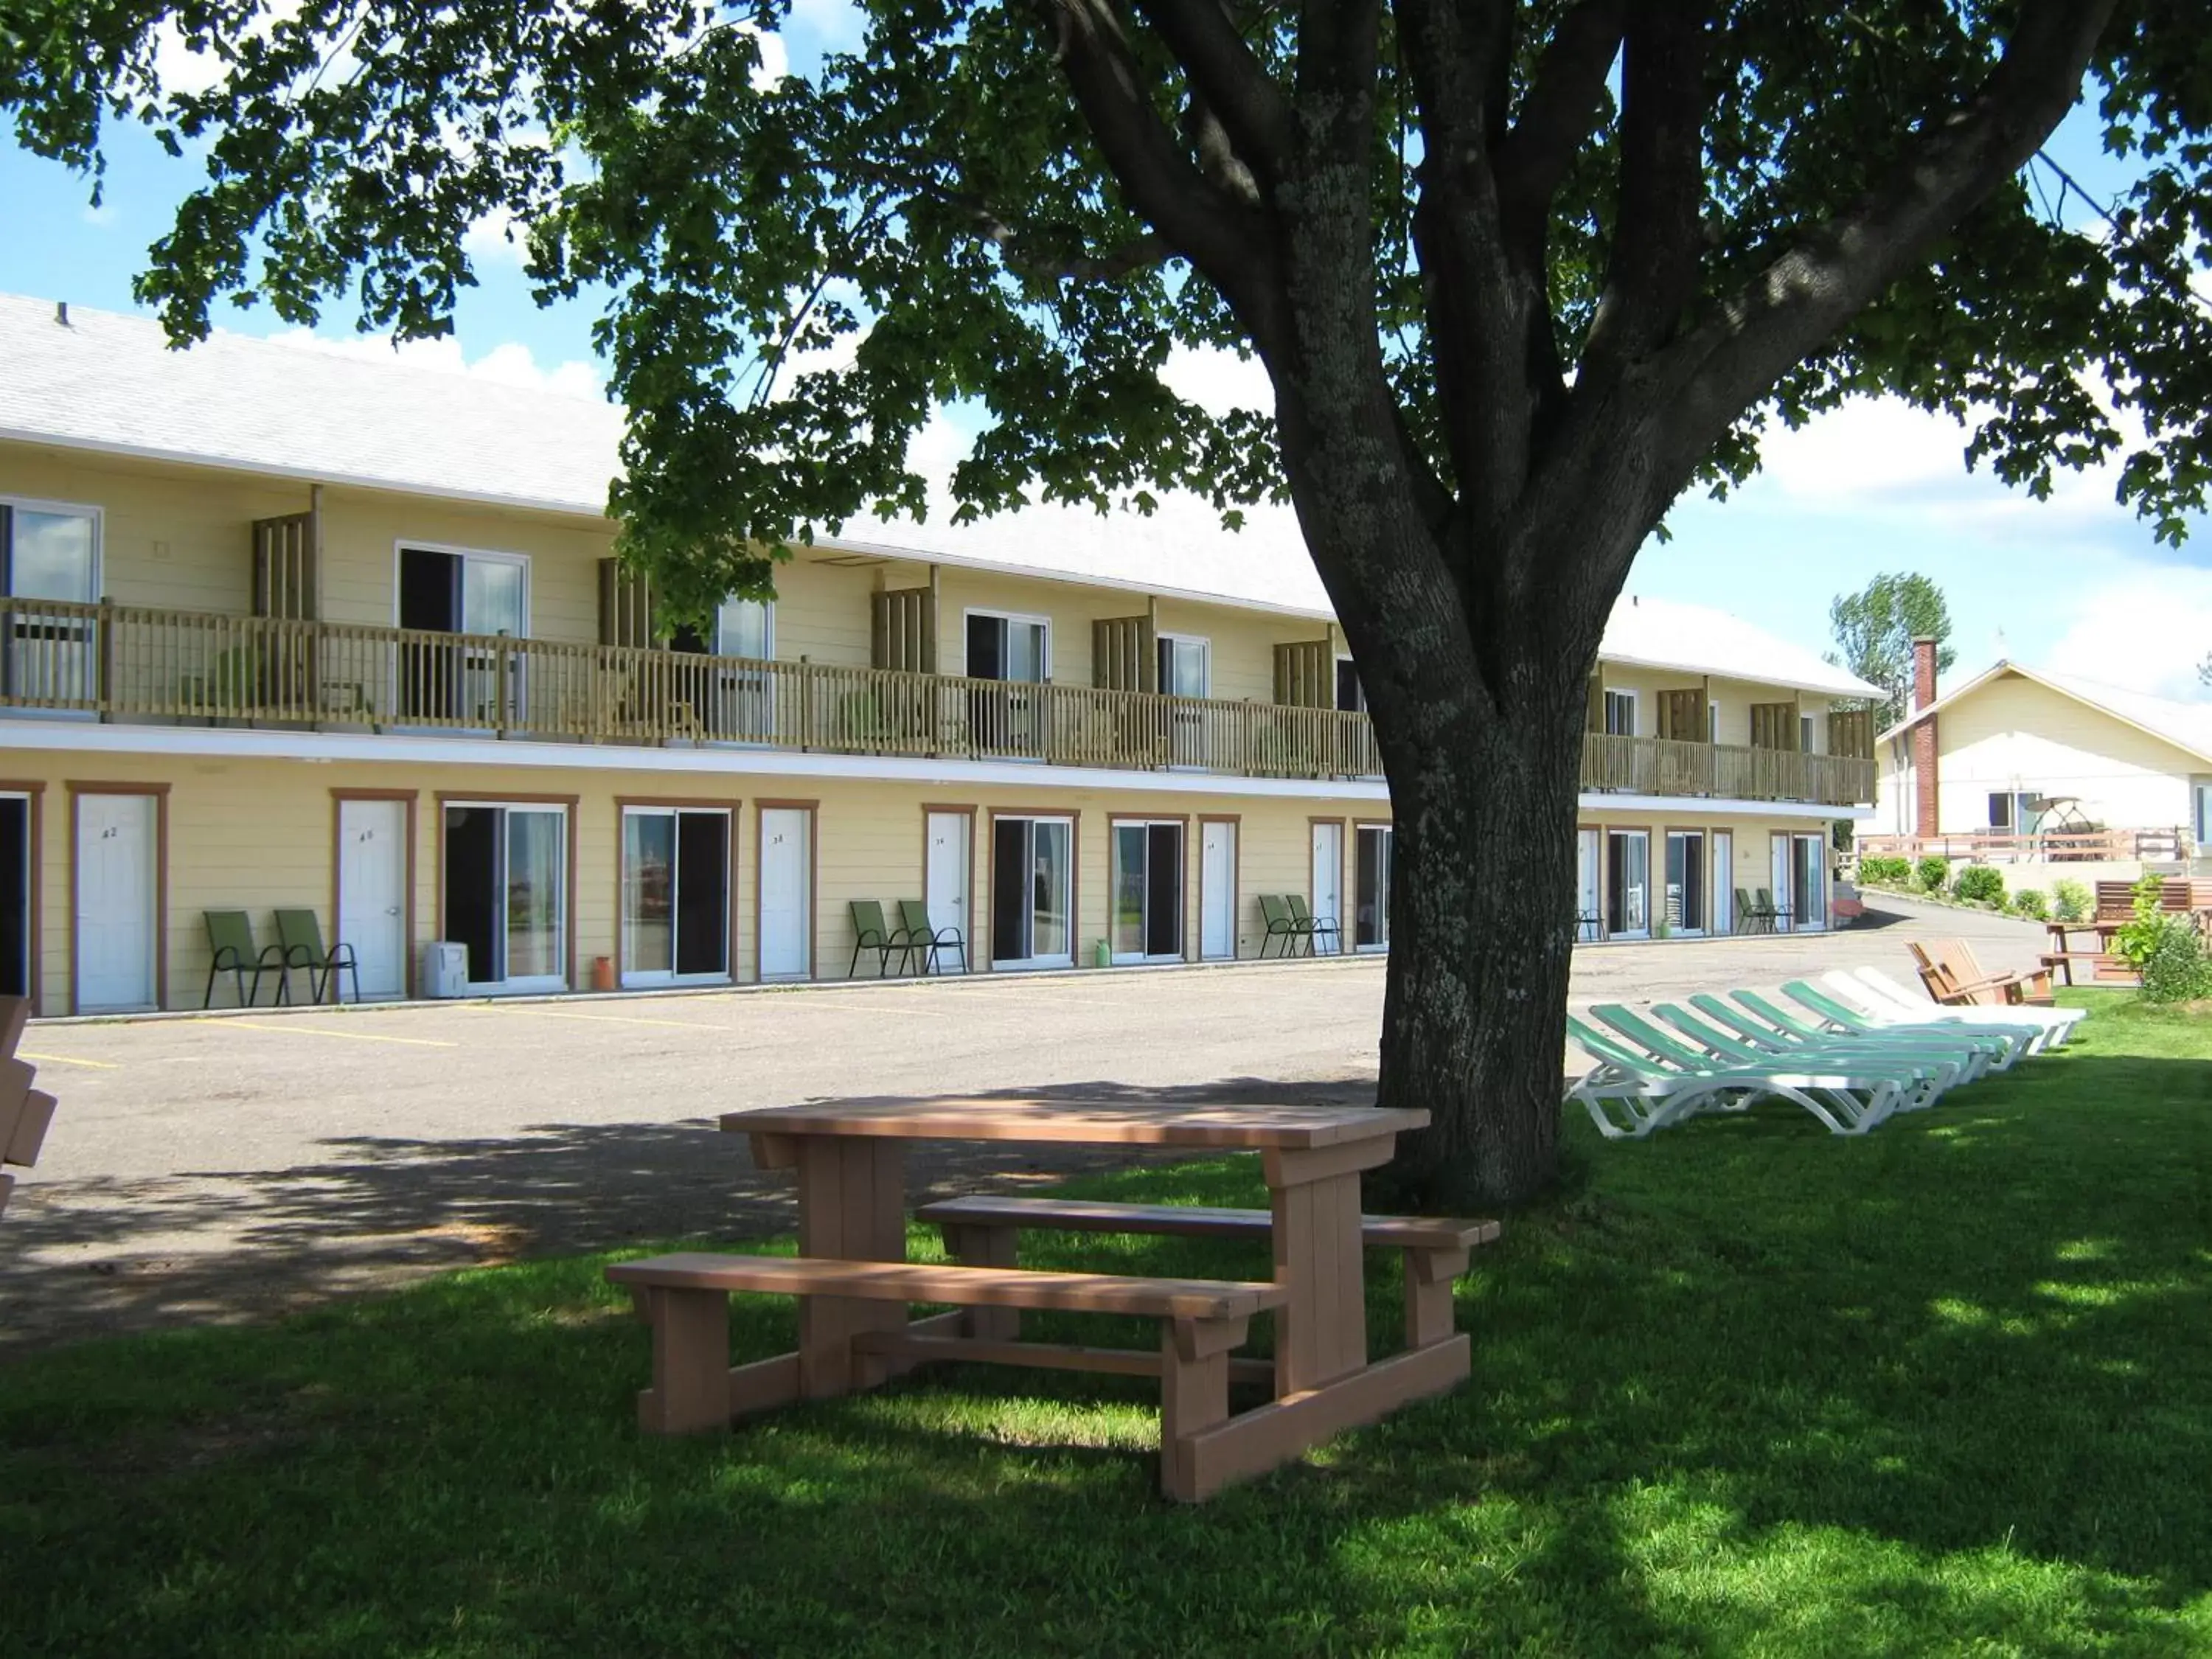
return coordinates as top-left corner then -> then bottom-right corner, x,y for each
2,1019 -> 2209,1655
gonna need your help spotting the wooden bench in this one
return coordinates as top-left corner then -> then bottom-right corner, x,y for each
917,1195 -> 1498,1353
606,1252 -> 1287,1500
0,997 -> 54,1221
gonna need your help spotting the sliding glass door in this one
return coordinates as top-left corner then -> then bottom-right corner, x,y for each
622,806 -> 731,987
990,815 -> 1072,969
1664,830 -> 1705,936
1111,820 -> 1185,964
1354,823 -> 1393,951
1790,833 -> 1828,932
444,802 -> 567,992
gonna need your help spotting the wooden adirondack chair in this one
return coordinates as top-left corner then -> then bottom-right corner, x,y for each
1908,938 -> 2054,1007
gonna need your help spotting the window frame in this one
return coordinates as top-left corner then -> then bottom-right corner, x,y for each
390,539 -> 532,636
1155,631 -> 1211,699
0,494 -> 104,599
1603,689 -> 1638,737
962,607 -> 1054,683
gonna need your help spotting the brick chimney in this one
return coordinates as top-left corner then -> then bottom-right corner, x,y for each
1910,636 -> 1939,838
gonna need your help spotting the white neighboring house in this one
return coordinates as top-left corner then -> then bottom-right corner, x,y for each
1874,656 -> 2212,876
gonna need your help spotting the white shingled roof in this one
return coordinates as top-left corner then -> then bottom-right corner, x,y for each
1881,660 -> 2212,767
0,291 -> 1874,691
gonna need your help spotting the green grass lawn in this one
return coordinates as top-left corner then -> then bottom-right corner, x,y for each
4,993 -> 2210,1657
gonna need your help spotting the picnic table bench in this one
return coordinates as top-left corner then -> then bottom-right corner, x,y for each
608,1096 -> 1497,1502
0,997 -> 55,1220
2042,919 -> 2135,987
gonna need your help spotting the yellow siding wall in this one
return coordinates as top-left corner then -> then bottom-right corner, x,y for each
1576,807 -> 1842,936
1928,673 -> 2197,832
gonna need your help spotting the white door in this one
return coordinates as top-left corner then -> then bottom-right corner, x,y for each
338,798 -> 408,998
1310,822 -> 1343,955
759,807 -> 812,979
1771,834 -> 1793,931
1200,820 -> 1236,960
1712,833 -> 1734,935
925,811 -> 971,973
76,793 -> 156,1012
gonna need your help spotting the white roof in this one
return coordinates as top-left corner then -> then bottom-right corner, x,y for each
0,291 -> 1868,689
1882,659 -> 2212,768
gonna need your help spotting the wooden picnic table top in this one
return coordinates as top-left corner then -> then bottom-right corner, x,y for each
721,1096 -> 1430,1150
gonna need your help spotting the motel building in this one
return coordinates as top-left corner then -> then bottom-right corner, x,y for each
0,295 -> 1881,1015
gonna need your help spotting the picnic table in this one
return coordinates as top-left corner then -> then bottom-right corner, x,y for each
2042,918 -> 2131,987
608,1096 -> 1492,1501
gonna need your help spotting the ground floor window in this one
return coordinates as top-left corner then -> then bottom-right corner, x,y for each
1606,830 -> 1650,937
622,806 -> 731,987
1111,819 -> 1185,963
1664,830 -> 1705,936
1355,823 -> 1393,950
444,801 -> 567,992
991,815 -> 1072,969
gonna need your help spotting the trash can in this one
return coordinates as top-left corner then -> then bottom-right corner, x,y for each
420,941 -> 469,998
1091,938 -> 1112,970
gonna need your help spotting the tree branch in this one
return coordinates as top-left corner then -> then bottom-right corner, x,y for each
1036,0 -> 1281,331
1130,0 -> 1290,186
1659,0 -> 2119,481
1495,0 -> 1627,217
1580,2 -> 1710,380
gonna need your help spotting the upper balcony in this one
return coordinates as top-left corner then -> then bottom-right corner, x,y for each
0,597 -> 1877,806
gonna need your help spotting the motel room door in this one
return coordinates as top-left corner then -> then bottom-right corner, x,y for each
1199,819 -> 1237,960
1310,821 -> 1343,954
338,797 -> 409,999
924,811 -> 972,973
758,807 -> 813,980
75,793 -> 156,1012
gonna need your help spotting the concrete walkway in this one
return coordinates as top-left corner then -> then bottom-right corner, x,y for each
0,897 -> 2052,1352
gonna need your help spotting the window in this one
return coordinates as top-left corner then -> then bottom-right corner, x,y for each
1,498 -> 100,706
1604,690 -> 1637,736
1708,703 -> 1719,743
1800,713 -> 1816,752
1335,658 -> 1367,713
1156,634 -> 1209,698
672,597 -> 778,742
396,544 -> 529,723
967,611 -> 1050,758
1355,824 -> 1394,950
1987,791 -> 2042,834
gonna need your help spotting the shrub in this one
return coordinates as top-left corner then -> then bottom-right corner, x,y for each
2011,888 -> 2049,919
1857,855 -> 1911,886
1916,855 -> 1951,893
2115,874 -> 2212,1004
1952,864 -> 2006,905
2053,879 -> 2091,922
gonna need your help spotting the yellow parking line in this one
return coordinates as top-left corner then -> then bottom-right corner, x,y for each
229,1020 -> 457,1048
21,1051 -> 120,1070
473,1005 -> 720,1032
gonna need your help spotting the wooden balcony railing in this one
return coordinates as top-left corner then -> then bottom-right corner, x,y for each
0,599 -> 1875,804
1857,828 -> 2191,864
1581,731 -> 1874,808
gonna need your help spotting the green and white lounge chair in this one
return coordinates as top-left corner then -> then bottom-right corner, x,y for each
1776,979 -> 2015,1074
1565,1015 -> 1784,1139
1829,967 -> 2080,1051
1582,1004 -> 1907,1135
1652,998 -> 1966,1108
1688,990 -> 2002,1082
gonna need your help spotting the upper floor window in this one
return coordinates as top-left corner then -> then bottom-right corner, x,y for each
1708,703 -> 1719,743
966,611 -> 1048,684
1335,657 -> 1367,713
1800,713 -> 1816,752
398,544 -> 526,638
1604,689 -> 1637,736
1,498 -> 99,602
1157,633 -> 1209,698
672,597 -> 773,660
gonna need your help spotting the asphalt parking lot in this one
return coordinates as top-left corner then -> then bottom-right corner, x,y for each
1,896 -> 2049,1351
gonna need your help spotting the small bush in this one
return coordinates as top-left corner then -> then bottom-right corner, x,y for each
2011,888 -> 2049,919
2053,879 -> 2091,922
1916,855 -> 1951,893
1952,864 -> 2006,905
2128,915 -> 2212,1004
1857,855 -> 1911,886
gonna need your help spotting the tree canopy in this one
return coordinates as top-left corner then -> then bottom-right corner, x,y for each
1830,573 -> 1957,729
4,3 -> 2208,621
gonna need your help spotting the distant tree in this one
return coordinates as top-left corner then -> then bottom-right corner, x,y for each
1829,575 -> 1958,728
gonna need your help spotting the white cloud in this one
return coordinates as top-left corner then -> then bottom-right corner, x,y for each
265,327 -> 602,400
2042,563 -> 2212,701
1160,344 -> 1272,420
80,201 -> 119,229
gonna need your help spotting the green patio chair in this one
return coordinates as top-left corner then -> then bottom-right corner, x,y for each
1285,893 -> 1341,956
203,910 -> 289,1008
1756,886 -> 1792,931
274,908 -> 360,1004
897,899 -> 967,975
847,900 -> 916,978
1257,894 -> 1310,959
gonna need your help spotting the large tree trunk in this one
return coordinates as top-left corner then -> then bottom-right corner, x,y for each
1364,623 -> 1590,1211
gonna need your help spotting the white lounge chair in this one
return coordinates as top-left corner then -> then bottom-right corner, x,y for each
1834,966 -> 2083,1051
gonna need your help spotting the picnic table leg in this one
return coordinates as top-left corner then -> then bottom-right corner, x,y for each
793,1133 -> 910,1399
1263,1139 -> 1387,1397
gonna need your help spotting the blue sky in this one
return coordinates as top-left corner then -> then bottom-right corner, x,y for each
3,12 -> 2205,703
